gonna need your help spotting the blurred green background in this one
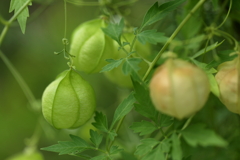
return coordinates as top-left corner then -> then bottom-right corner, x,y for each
1,0 -> 240,160
0,0 -> 155,159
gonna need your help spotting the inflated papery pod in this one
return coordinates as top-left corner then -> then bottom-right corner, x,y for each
215,56 -> 240,114
42,68 -> 96,129
150,58 -> 210,119
70,18 -> 116,74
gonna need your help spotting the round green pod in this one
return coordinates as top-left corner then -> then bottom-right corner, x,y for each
42,69 -> 96,129
70,18 -> 116,74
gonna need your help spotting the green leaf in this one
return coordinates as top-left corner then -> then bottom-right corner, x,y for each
132,80 -> 158,121
90,130 -> 103,148
191,41 -> 224,59
191,59 -> 220,97
108,130 -> 117,141
137,30 -> 168,45
90,155 -> 108,160
181,124 -> 228,147
109,146 -> 124,155
130,120 -> 158,136
159,114 -> 174,127
122,58 -> 144,83
70,135 -> 91,147
206,50 -> 237,69
141,0 -> 186,29
102,18 -> 124,44
207,73 -> 220,97
142,144 -> 165,160
100,59 -> 124,72
111,92 -> 136,129
135,138 -> 159,156
121,151 -> 138,160
171,133 -> 182,160
92,112 -> 109,133
159,139 -> 171,153
41,135 -> 91,155
9,0 -> 32,33
122,58 -> 142,75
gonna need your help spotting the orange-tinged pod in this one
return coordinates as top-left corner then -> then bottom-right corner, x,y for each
149,59 -> 210,119
215,57 -> 240,114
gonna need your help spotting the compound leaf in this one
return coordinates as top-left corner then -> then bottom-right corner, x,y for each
141,0 -> 186,29
181,124 -> 228,147
135,138 -> 159,156
92,112 -> 109,133
9,0 -> 32,33
100,59 -> 123,72
111,92 -> 136,129
102,18 -> 124,44
171,133 -> 182,160
130,120 -> 158,136
41,134 -> 91,155
133,80 -> 158,121
137,30 -> 168,45
90,130 -> 103,148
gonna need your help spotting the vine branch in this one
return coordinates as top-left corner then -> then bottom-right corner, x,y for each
142,0 -> 207,81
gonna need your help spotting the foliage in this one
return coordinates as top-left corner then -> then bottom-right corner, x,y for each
1,0 -> 240,160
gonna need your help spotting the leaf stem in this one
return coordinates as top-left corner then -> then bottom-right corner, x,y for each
142,0 -> 207,81
0,0 -> 38,110
64,0 -> 67,39
178,115 -> 194,139
0,50 -> 38,108
107,116 -> 125,150
216,0 -> 232,29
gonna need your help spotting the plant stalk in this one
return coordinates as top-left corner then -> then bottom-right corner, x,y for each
142,0 -> 207,81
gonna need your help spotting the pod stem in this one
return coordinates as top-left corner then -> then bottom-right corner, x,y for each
142,0 -> 207,81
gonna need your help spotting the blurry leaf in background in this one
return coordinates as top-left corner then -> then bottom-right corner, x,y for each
9,0 -> 32,33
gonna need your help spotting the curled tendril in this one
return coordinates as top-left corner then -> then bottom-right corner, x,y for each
54,38 -> 75,67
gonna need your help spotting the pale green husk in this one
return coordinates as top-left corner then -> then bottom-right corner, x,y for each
42,69 -> 96,129
70,18 -> 116,74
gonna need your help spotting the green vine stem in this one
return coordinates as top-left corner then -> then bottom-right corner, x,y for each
216,0 -> 232,29
142,0 -> 207,81
0,0 -> 39,110
0,50 -> 38,108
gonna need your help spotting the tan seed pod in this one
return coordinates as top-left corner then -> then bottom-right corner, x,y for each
149,58 -> 210,119
215,57 -> 240,114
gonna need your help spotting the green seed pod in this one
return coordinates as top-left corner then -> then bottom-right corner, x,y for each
70,18 -> 116,74
42,68 -> 96,129
149,59 -> 210,119
104,33 -> 150,88
215,57 -> 240,114
5,151 -> 44,160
